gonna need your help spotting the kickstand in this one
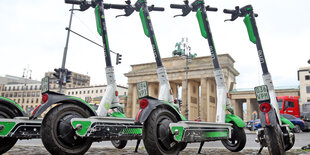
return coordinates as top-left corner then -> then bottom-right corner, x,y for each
197,142 -> 204,154
257,146 -> 264,154
134,140 -> 141,152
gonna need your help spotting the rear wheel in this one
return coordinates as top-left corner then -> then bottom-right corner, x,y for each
143,108 -> 183,155
265,125 -> 285,155
0,105 -> 18,154
41,103 -> 93,155
221,122 -> 246,152
111,140 -> 127,149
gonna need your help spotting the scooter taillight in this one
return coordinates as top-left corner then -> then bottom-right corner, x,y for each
140,99 -> 149,109
260,102 -> 271,113
42,94 -> 48,104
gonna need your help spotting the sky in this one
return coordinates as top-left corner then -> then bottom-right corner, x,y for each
0,0 -> 309,89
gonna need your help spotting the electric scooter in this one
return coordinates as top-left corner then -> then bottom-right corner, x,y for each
223,5 -> 295,155
0,97 -> 42,154
36,0 -> 165,154
168,0 -> 246,153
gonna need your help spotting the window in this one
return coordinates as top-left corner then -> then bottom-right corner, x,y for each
278,99 -> 283,110
211,84 -> 215,93
100,89 -> 103,93
68,92 -> 70,95
306,75 -> 310,80
88,90 -> 90,94
307,99 -> 310,102
96,90 -> 98,93
285,101 -> 295,108
307,86 -> 310,94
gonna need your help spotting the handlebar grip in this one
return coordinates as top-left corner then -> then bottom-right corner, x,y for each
223,9 -> 235,14
254,13 -> 258,17
107,4 -> 127,9
65,0 -> 84,4
151,7 -> 164,11
170,4 -> 185,9
206,6 -> 217,12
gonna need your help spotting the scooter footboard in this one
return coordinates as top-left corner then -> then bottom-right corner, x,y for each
71,116 -> 142,140
169,121 -> 232,143
0,117 -> 41,139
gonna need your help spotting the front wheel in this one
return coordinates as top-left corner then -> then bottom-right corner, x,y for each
41,103 -> 93,155
265,125 -> 285,155
221,122 -> 246,152
0,105 -> 18,154
285,132 -> 295,151
111,140 -> 127,149
143,108 -> 183,155
293,125 -> 301,133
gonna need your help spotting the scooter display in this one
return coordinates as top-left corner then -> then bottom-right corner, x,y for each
223,5 -> 295,155
169,0 -> 246,153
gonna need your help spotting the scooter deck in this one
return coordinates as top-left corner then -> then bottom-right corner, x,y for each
0,117 -> 42,139
71,116 -> 142,141
169,121 -> 232,143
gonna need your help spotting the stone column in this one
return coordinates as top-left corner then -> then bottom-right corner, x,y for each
181,80 -> 187,118
246,98 -> 252,121
188,80 -> 199,120
170,82 -> 178,99
148,82 -> 157,98
200,78 -> 209,122
126,84 -> 134,118
131,84 -> 138,117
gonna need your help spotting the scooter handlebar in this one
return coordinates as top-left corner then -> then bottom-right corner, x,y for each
206,6 -> 217,12
65,0 -> 84,5
223,9 -> 235,14
149,5 -> 164,11
170,4 -> 185,9
105,4 -> 127,9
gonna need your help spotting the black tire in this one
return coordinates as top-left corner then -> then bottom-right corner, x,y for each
0,105 -> 18,154
285,133 -> 295,151
41,103 -> 93,155
264,125 -> 285,155
221,122 -> 246,152
143,108 -> 183,155
179,142 -> 187,151
111,140 -> 127,149
293,125 -> 301,133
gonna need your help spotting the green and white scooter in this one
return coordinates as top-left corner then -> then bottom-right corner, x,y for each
223,5 -> 295,155
168,0 -> 246,153
0,96 -> 42,154
36,0 -> 166,154
104,0 -> 246,154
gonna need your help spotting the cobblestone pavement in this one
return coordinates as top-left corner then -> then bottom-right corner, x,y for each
5,146 -> 310,155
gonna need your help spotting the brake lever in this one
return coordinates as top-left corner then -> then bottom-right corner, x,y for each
116,14 -> 129,18
173,14 -> 185,18
224,19 -> 232,22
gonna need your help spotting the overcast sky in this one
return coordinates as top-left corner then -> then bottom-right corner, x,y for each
0,0 -> 309,89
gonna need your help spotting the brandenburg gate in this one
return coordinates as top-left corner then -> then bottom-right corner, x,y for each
124,54 -> 239,122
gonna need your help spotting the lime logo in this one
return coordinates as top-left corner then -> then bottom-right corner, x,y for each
101,15 -> 104,19
147,16 -> 150,20
104,102 -> 110,110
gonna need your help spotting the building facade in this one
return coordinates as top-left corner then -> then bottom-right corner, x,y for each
0,72 -> 127,116
298,66 -> 310,103
45,71 -> 90,89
